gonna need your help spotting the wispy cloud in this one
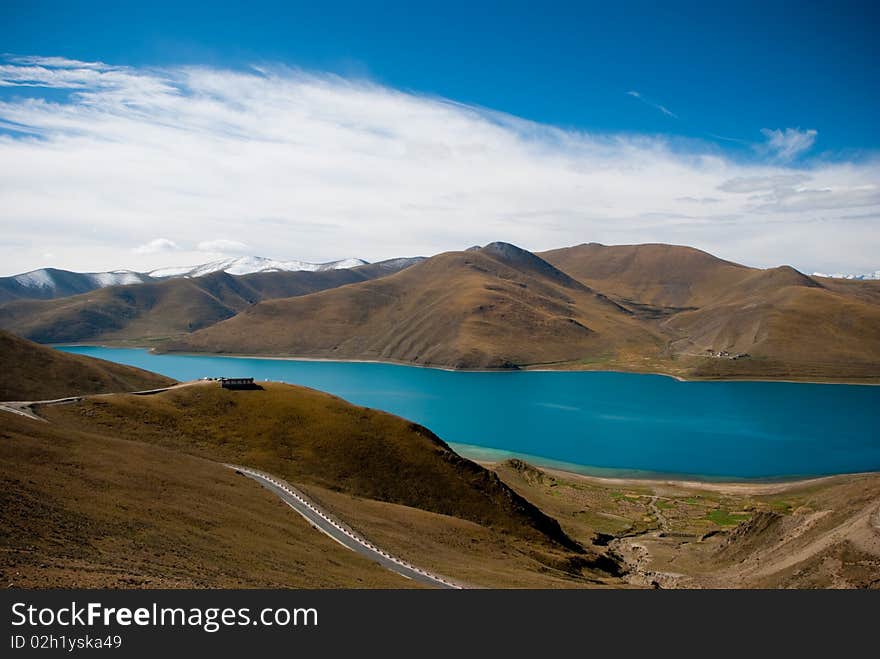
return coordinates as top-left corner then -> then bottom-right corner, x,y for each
132,238 -> 180,254
196,239 -> 250,254
626,90 -> 678,119
0,56 -> 877,276
759,127 -> 818,161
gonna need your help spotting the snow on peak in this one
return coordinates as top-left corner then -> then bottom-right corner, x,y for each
7,256 -> 371,295
812,270 -> 880,280
329,257 -> 370,270
14,269 -> 56,289
149,256 -> 369,278
88,270 -> 148,287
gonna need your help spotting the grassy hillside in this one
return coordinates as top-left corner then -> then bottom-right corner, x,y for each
0,330 -> 174,400
165,242 -> 661,368
0,260 -> 419,344
45,382 -> 582,551
0,412 -> 413,588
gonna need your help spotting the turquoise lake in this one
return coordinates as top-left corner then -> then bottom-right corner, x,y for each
57,346 -> 880,481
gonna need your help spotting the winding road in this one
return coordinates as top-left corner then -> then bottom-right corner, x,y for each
229,465 -> 462,589
1,386 -> 463,590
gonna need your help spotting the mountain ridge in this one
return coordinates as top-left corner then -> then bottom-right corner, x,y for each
163,241 -> 880,381
0,259 -> 423,343
0,255 -> 409,304
3,240 -> 878,382
163,242 -> 662,368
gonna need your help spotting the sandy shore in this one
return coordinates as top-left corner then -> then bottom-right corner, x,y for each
480,459 -> 879,496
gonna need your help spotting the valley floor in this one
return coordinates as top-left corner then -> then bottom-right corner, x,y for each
489,460 -> 880,588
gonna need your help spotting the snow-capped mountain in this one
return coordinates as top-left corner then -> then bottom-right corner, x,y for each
812,270 -> 880,280
149,256 -> 368,279
0,267 -> 153,303
0,256 -> 371,303
13,269 -> 148,289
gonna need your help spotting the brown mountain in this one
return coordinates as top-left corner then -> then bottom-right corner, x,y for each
663,267 -> 880,379
0,258 -> 420,344
0,329 -> 174,400
165,242 -> 661,368
540,243 -> 880,380
538,242 -> 753,309
5,241 -> 878,381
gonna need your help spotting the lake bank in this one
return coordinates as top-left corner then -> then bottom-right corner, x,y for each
452,441 -> 880,491
52,341 -> 880,385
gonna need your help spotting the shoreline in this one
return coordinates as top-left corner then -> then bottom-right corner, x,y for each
53,343 -> 880,386
479,459 -> 880,495
448,441 -> 880,492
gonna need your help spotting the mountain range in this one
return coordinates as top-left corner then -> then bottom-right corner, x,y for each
0,257 -> 423,343
1,241 -> 878,382
165,241 -> 662,368
812,270 -> 880,281
0,255 -> 379,304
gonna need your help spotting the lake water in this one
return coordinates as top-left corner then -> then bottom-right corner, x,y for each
56,346 -> 880,481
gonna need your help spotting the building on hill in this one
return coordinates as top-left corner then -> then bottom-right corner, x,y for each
220,377 -> 259,390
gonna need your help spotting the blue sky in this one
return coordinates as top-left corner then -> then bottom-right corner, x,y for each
0,1 -> 878,275
3,1 -> 878,153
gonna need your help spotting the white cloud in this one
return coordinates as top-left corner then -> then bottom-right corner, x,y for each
196,239 -> 250,254
717,174 -> 811,193
759,127 -> 818,161
0,56 -> 877,276
132,238 -> 180,254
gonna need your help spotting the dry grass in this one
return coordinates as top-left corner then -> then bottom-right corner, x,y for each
0,330 -> 175,400
43,382 -> 581,551
0,413 -> 416,588
297,484 -> 625,588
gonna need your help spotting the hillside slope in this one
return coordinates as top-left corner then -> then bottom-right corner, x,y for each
165,242 -> 660,368
664,268 -> 880,379
1,412 -> 411,588
0,330 -> 174,400
45,381 -> 581,551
